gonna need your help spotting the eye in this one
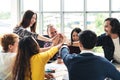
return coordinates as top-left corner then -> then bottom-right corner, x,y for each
54,31 -> 57,33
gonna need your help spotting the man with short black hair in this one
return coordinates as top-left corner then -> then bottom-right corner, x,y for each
60,30 -> 120,80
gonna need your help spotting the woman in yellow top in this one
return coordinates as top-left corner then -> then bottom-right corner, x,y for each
12,35 -> 64,80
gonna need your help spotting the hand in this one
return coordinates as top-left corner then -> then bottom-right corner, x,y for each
49,34 -> 59,42
45,73 -> 55,79
51,34 -> 60,46
72,41 -> 80,46
57,33 -> 64,44
59,34 -> 70,45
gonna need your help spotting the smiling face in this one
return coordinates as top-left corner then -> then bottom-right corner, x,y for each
29,14 -> 37,27
47,26 -> 58,38
104,20 -> 112,36
72,31 -> 79,42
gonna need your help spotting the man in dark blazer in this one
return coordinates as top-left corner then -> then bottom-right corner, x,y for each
96,18 -> 120,63
60,30 -> 120,80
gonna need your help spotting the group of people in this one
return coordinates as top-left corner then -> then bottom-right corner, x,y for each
0,9 -> 120,80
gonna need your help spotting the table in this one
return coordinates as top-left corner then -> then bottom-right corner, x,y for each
45,57 -> 120,80
45,61 -> 68,80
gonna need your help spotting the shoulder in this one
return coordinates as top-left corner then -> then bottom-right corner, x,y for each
95,55 -> 112,65
97,33 -> 112,43
98,33 -> 111,39
13,26 -> 25,32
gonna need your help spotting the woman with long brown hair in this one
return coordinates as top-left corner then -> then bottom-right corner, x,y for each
13,10 -> 54,42
12,35 -> 64,80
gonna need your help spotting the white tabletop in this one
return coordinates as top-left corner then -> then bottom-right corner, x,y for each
45,61 -> 68,80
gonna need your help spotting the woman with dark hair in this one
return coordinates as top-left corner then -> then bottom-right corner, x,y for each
13,10 -> 54,42
70,27 -> 82,45
12,35 -> 64,80
96,17 -> 120,63
68,27 -> 82,54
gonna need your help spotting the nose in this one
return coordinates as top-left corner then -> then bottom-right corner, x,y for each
74,36 -> 79,41
33,19 -> 36,23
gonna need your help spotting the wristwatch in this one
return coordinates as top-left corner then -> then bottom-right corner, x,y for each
62,43 -> 67,46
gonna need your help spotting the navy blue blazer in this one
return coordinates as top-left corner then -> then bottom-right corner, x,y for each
96,33 -> 120,61
60,46 -> 120,80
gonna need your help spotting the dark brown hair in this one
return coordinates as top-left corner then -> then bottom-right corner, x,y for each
17,10 -> 37,33
105,18 -> 120,34
12,36 -> 40,80
71,27 -> 82,44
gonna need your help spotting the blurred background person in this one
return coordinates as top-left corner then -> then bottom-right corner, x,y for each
68,27 -> 81,54
44,24 -> 59,63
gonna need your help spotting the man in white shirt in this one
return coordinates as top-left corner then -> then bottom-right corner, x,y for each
0,33 -> 19,80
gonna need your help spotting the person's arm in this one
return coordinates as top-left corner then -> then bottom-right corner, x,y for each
38,34 -> 60,42
14,27 -> 52,42
59,45 -> 72,66
59,45 -> 69,59
96,33 -> 106,46
107,65 -> 120,80
104,61 -> 120,80
40,47 -> 51,52
71,41 -> 79,47
39,34 -> 65,62
37,35 -> 51,42
41,34 -> 62,52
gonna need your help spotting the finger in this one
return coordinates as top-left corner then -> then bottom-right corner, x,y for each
48,73 -> 55,78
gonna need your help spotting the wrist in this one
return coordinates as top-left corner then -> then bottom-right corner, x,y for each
62,43 -> 67,46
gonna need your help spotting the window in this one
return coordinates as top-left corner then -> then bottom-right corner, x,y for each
22,0 -> 39,12
64,0 -> 83,11
0,0 -> 17,34
87,0 -> 109,11
86,13 -> 109,35
64,13 -> 84,39
112,0 -> 120,11
43,13 -> 61,34
1,0 -> 120,53
20,0 -> 120,37
43,0 -> 60,11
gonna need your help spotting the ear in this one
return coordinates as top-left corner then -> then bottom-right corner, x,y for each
8,44 -> 13,50
79,41 -> 83,50
79,42 -> 82,47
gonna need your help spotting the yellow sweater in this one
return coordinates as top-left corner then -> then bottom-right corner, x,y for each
25,47 -> 58,80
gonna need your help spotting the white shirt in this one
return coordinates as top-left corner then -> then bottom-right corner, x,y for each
112,37 -> 120,63
80,50 -> 94,54
0,53 -> 16,80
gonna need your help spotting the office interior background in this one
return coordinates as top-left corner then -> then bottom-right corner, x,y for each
0,0 -> 120,52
